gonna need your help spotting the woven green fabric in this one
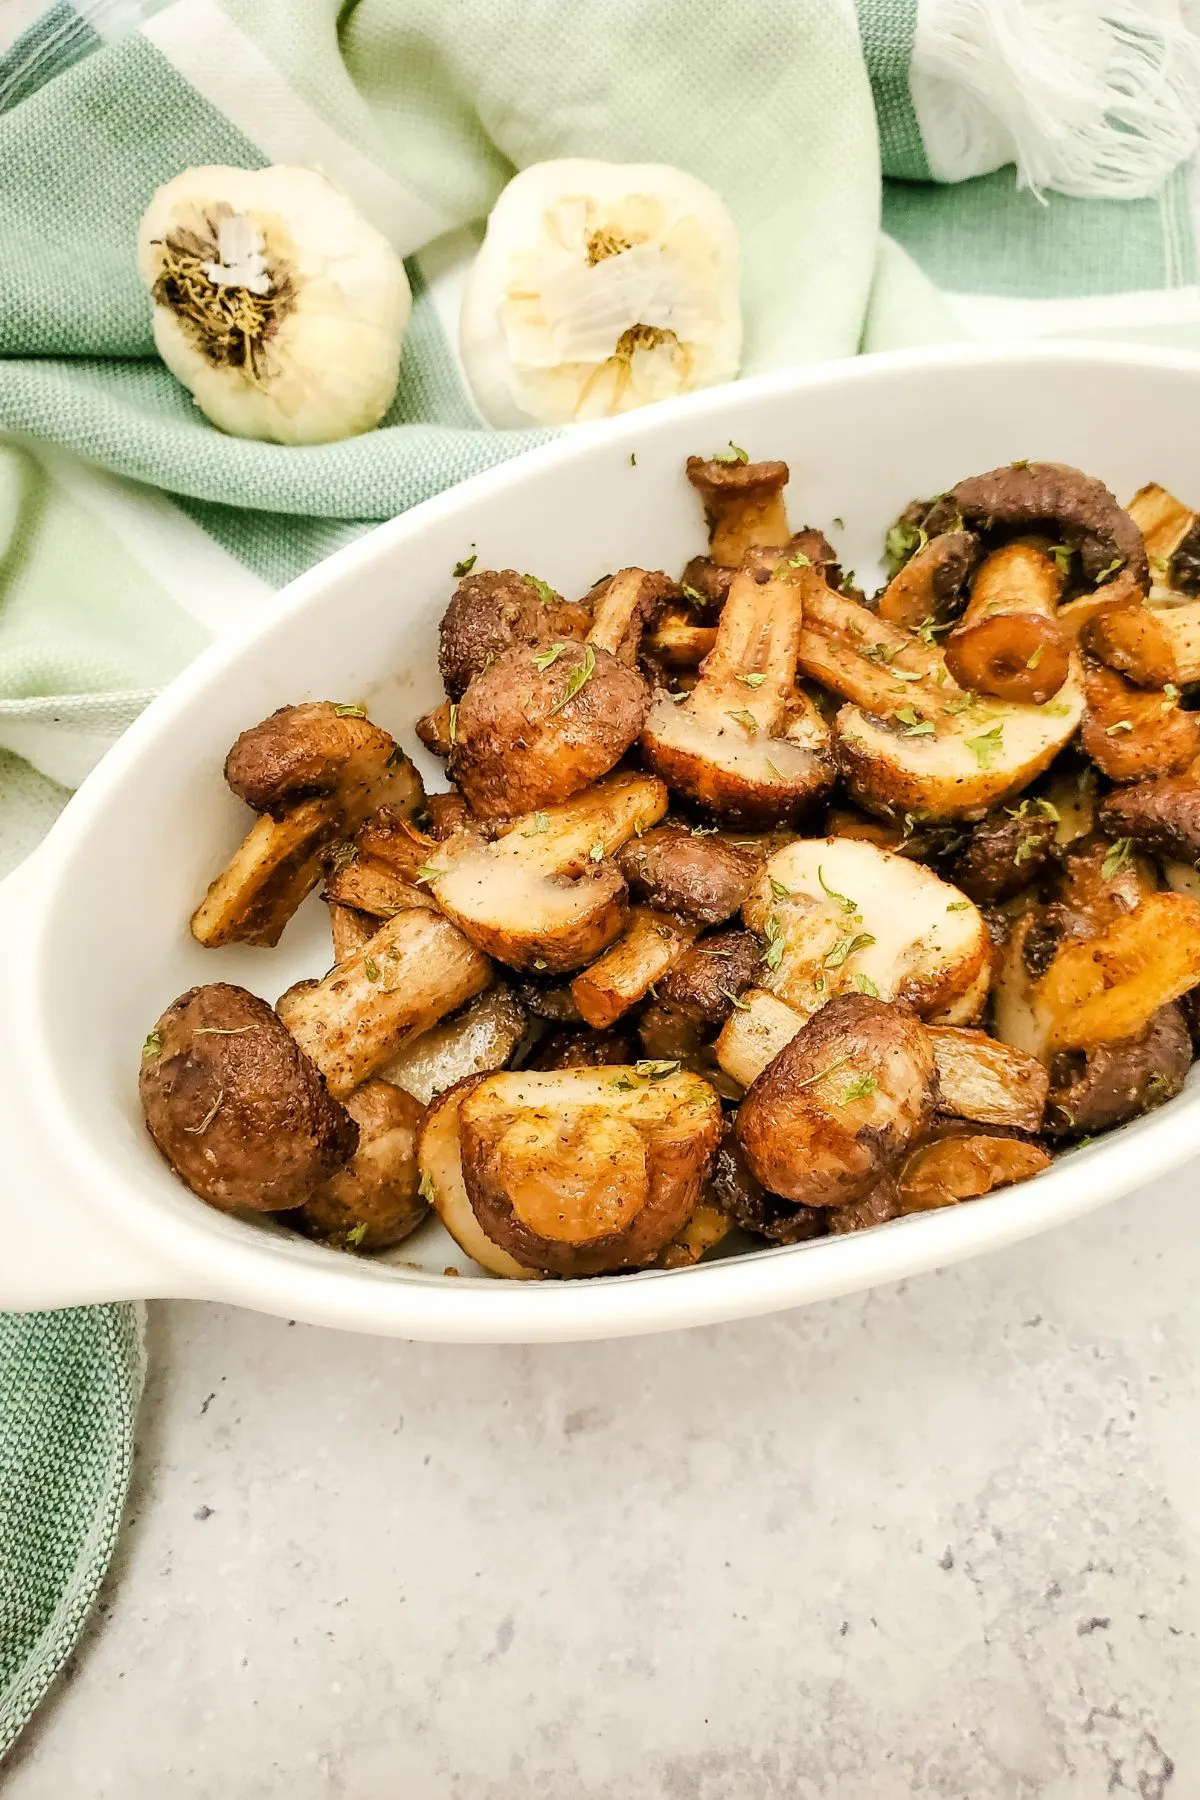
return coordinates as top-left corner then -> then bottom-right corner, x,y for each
1,0 -> 1198,1762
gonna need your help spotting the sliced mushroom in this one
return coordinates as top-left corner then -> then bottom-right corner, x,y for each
191,797 -> 339,949
323,853 -> 429,920
926,1025 -> 1048,1133
571,907 -> 700,1030
642,605 -> 718,674
616,826 -> 757,925
277,903 -> 493,1097
418,1076 -> 543,1279
894,1126 -> 1050,1214
1101,775 -> 1200,867
1054,829 -> 1159,934
876,530 -> 980,632
449,568 -> 663,819
743,836 -> 989,1025
415,698 -> 456,758
1127,482 -> 1200,595
328,902 -> 376,964
1085,597 -> 1200,691
430,771 -> 668,974
686,455 -> 790,567
943,540 -> 1070,705
735,993 -> 937,1208
641,564 -> 834,826
796,578 -> 942,715
654,1200 -> 735,1268
1033,890 -> 1200,1053
1079,657 -> 1200,782
288,1080 -> 427,1251
826,1177 -> 905,1234
638,927 -> 764,1060
139,983 -> 358,1213
456,1064 -> 723,1276
1041,759 -> 1100,846
438,568 -> 590,701
1045,1003 -> 1192,1139
377,985 -> 528,1106
193,702 -> 425,948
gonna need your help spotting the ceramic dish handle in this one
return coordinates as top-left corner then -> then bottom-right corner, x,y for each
0,854 -> 172,1310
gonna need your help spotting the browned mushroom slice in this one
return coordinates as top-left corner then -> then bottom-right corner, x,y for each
876,530 -> 980,632
825,1177 -> 905,1234
1100,774 -> 1200,867
709,1128 -> 826,1243
327,902 -> 376,963
1040,760 -> 1099,846
323,853 -> 429,920
457,1065 -> 723,1276
1045,1002 -> 1192,1139
895,1126 -> 1051,1214
1034,891 -> 1200,1053
796,578 -> 942,711
642,605 -> 718,673
1086,596 -> 1200,690
431,772 -> 668,974
438,568 -> 591,701
1054,830 -> 1158,936
418,1076 -> 543,1279
947,801 -> 1057,903
1127,482 -> 1199,592
449,568 -> 665,820
641,564 -> 834,826
139,984 -> 358,1213
193,702 -> 425,949
277,903 -> 493,1097
944,540 -> 1070,705
288,1080 -> 428,1251
735,993 -> 937,1208
1079,657 -> 1200,781
616,826 -> 757,926
743,837 -> 989,1026
686,456 -> 790,566
571,907 -> 701,1029
926,1026 -> 1048,1133
378,985 -> 528,1105
191,797 -> 339,949
353,804 -> 488,885
638,927 -> 764,1060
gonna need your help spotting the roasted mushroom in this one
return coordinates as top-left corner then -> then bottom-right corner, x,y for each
735,993 -> 938,1208
288,1080 -> 427,1250
926,1026 -> 1048,1133
430,771 -> 668,974
1033,891 -> 1200,1054
140,984 -> 358,1212
686,455 -> 791,567
437,568 -> 590,701
1127,482 -> 1200,597
638,927 -> 764,1060
418,1076 -> 544,1279
448,567 -> 666,820
616,826 -> 757,926
1079,658 -> 1200,782
378,985 -> 528,1105
943,540 -> 1070,705
1100,774 -> 1200,867
571,907 -> 700,1029
277,901 -> 493,1097
894,1125 -> 1050,1213
527,1027 -> 638,1071
710,1128 -> 826,1244
949,461 -> 1148,609
192,702 -> 425,949
742,837 -> 990,1026
876,529 -> 979,632
947,801 -> 1057,904
455,1064 -> 723,1275
1045,1004 -> 1192,1138
641,563 -> 834,825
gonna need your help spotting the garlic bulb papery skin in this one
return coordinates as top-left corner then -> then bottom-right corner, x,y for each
137,165 -> 411,446
460,160 -> 742,429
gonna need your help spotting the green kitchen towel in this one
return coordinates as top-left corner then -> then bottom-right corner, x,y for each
2,0 -> 1200,1761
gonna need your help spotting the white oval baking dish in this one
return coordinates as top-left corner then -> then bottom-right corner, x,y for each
3,341 -> 1199,1342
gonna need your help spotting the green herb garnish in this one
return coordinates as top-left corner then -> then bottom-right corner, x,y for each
721,990 -> 751,1011
532,643 -> 567,671
818,866 -> 857,914
966,724 -> 1004,767
768,875 -> 792,901
448,702 -> 458,744
712,442 -> 749,464
142,1030 -> 164,1060
1094,556 -> 1125,586
737,672 -> 767,688
334,703 -> 367,718
524,573 -> 558,606
1026,646 -> 1044,671
524,813 -> 551,836
364,956 -> 381,982
762,914 -> 786,970
853,973 -> 880,997
453,552 -> 477,578
550,644 -> 597,713
1105,720 -> 1133,735
725,709 -> 759,734
824,931 -> 876,969
345,1223 -> 368,1249
884,519 -> 927,578
589,841 -> 605,862
1101,837 -> 1133,880
840,1073 -> 878,1104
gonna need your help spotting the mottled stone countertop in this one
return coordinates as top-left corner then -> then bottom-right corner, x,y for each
5,1165 -> 1197,1798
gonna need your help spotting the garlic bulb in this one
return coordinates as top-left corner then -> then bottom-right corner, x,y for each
137,165 -> 411,445
460,160 -> 742,429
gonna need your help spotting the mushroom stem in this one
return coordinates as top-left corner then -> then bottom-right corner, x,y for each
191,797 -> 338,948
571,907 -> 701,1029
686,456 -> 790,566
944,541 -> 1070,705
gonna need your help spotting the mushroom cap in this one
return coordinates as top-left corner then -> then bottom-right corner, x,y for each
438,569 -> 590,701
224,701 -> 420,817
450,640 -> 649,820
289,1079 -> 427,1250
735,993 -> 937,1207
616,825 -> 757,925
458,1065 -> 723,1275
139,983 -> 358,1213
950,462 -> 1148,594
1045,1003 -> 1192,1139
1100,775 -> 1200,863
